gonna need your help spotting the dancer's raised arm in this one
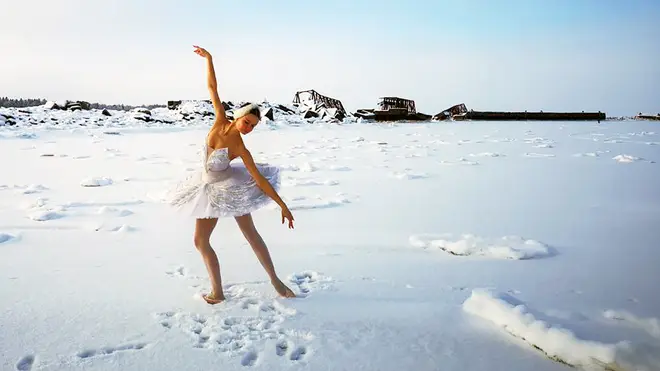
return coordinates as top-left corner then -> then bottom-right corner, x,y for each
193,45 -> 229,126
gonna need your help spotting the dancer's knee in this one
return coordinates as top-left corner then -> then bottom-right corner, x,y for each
193,235 -> 211,251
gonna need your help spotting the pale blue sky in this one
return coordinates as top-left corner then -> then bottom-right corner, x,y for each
1,0 -> 658,116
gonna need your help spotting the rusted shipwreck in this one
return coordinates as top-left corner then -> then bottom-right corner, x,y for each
292,89 -> 346,121
354,97 -> 431,121
432,103 -> 605,122
432,103 -> 468,120
634,113 -> 660,121
452,110 -> 606,122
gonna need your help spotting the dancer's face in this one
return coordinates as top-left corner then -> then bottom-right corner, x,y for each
235,114 -> 260,134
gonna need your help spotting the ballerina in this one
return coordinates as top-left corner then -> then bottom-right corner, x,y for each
168,45 -> 296,304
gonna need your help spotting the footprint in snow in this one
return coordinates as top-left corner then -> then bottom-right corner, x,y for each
0,233 -> 19,244
15,355 -> 35,371
276,339 -> 290,356
76,342 -> 149,359
289,345 -> 308,361
275,339 -> 308,361
287,270 -> 335,297
152,277 -> 321,365
241,350 -> 259,367
155,311 -> 176,329
165,266 -> 187,278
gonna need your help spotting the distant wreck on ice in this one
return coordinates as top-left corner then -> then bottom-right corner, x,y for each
354,97 -> 432,121
352,97 -> 606,123
291,89 -> 347,122
634,113 -> 660,121
449,108 -> 605,122
431,102 -> 605,122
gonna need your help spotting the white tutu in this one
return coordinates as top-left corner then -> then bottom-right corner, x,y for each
166,144 -> 280,218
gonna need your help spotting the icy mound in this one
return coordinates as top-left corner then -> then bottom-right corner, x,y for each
463,289 -> 660,371
80,177 -> 113,187
613,155 -> 642,163
409,233 -> 552,260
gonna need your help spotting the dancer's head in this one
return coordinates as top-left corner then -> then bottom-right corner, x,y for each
232,103 -> 261,135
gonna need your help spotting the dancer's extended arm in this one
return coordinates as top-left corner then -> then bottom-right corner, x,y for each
193,45 -> 229,126
236,143 -> 295,228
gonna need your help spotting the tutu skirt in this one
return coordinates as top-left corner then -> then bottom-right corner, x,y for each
166,159 -> 280,219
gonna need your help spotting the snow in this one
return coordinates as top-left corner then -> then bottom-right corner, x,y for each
613,154 -> 642,163
463,289 -> 660,371
80,176 -> 113,187
409,234 -> 553,260
1,111 -> 660,371
0,232 -> 19,244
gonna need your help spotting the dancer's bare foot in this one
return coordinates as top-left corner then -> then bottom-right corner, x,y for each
271,279 -> 296,298
203,292 -> 225,305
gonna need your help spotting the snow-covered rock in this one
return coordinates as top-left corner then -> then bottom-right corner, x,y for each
0,98 -> 357,131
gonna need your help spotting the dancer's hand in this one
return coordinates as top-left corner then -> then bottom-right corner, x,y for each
193,45 -> 211,59
281,206 -> 294,229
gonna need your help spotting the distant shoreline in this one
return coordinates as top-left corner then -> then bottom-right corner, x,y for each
0,97 -> 657,123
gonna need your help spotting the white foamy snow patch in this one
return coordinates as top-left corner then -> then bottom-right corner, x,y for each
409,233 -> 552,260
28,209 -> 65,221
613,155 -> 642,163
80,177 -> 113,187
14,184 -> 49,194
463,289 -> 660,371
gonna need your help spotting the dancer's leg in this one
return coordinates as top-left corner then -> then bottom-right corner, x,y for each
235,214 -> 295,298
194,218 -> 225,303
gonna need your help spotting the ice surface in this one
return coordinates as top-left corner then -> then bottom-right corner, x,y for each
1,117 -> 659,371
